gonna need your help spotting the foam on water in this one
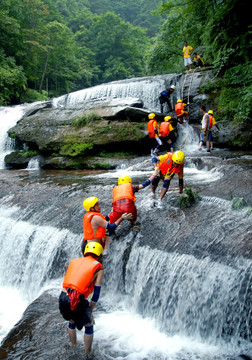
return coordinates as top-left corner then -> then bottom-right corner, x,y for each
0,287 -> 28,343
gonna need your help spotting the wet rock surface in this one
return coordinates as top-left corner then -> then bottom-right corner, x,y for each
5,70 -> 251,170
0,151 -> 251,359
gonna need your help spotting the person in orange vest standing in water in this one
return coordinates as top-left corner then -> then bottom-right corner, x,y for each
59,242 -> 104,360
175,99 -> 189,125
82,196 -> 133,255
208,109 -> 220,151
109,170 -> 159,230
159,115 -> 177,153
147,113 -> 162,156
150,150 -> 185,208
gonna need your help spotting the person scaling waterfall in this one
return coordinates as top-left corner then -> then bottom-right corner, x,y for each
82,196 -> 133,255
159,85 -> 176,113
59,242 -> 104,360
150,150 -> 186,208
109,169 -> 159,231
147,113 -> 162,157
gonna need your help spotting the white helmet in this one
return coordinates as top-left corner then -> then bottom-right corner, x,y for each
170,85 -> 176,90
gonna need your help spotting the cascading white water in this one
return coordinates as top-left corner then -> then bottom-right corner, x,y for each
0,106 -> 27,169
0,161 -> 251,358
53,74 -> 183,112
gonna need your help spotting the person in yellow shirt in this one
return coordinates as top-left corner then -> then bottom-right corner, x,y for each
183,41 -> 193,72
193,53 -> 204,68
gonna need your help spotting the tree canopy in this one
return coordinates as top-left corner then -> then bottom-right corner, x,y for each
0,0 -> 251,115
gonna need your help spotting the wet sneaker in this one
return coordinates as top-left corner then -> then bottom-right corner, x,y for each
156,199 -> 163,209
149,194 -> 155,199
198,148 -> 202,151
211,147 -> 214,151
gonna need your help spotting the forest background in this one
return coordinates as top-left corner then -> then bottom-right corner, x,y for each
0,0 -> 251,133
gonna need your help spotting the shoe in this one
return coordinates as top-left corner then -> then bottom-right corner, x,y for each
149,194 -> 155,199
103,249 -> 108,256
156,199 -> 163,209
132,224 -> 141,233
207,150 -> 210,152
210,147 -> 214,151
198,148 -> 202,151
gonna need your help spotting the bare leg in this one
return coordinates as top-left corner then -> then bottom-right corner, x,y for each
67,327 -> 77,346
152,185 -> 157,195
159,187 -> 167,200
104,236 -> 110,251
84,333 -> 93,356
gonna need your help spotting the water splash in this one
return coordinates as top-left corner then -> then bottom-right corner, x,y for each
0,106 -> 26,169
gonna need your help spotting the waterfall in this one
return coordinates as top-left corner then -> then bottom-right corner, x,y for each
52,74 -> 183,112
0,106 -> 27,169
0,161 -> 251,358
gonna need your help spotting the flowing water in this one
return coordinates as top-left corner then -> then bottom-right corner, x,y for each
0,85 -> 251,359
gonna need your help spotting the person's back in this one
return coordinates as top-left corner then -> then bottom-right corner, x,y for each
59,242 -> 104,358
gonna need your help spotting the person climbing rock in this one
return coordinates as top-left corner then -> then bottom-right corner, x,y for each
159,85 -> 176,113
147,113 -> 162,156
150,150 -> 185,208
109,170 -> 159,231
159,115 -> 177,153
174,99 -> 189,124
208,110 -> 220,151
183,41 -> 193,72
59,242 -> 104,359
193,53 -> 204,68
82,196 -> 132,255
199,106 -> 210,152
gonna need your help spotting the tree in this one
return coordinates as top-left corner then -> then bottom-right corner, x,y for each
88,11 -> 149,83
0,49 -> 27,105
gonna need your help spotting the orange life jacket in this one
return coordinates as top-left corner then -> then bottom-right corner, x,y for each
112,183 -> 136,203
147,119 -> 158,138
158,152 -> 184,176
175,102 -> 184,116
83,212 -> 106,241
63,256 -> 103,298
209,114 -> 213,129
159,122 -> 171,137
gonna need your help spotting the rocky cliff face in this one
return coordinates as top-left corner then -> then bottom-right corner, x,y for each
4,70 -> 249,170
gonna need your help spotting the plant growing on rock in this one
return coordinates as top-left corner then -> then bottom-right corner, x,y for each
178,188 -> 201,208
71,113 -> 101,128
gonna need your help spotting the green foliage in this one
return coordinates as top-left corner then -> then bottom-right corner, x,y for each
93,162 -> 111,169
19,150 -> 39,158
178,188 -> 201,208
0,50 -> 27,105
59,142 -> 93,157
20,89 -> 49,103
71,113 -> 101,128
98,151 -> 132,158
231,197 -> 247,211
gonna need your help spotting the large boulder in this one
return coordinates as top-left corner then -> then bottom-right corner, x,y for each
6,97 -> 158,169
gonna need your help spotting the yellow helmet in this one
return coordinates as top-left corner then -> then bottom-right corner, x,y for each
208,110 -> 214,115
172,150 -> 185,164
177,99 -> 182,103
148,113 -> 155,119
83,196 -> 98,211
118,175 -> 132,185
84,241 -> 103,257
164,116 -> 171,122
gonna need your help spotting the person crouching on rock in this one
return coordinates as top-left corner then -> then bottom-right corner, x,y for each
150,150 -> 185,208
59,242 -> 104,360
82,196 -> 132,256
109,170 -> 159,231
